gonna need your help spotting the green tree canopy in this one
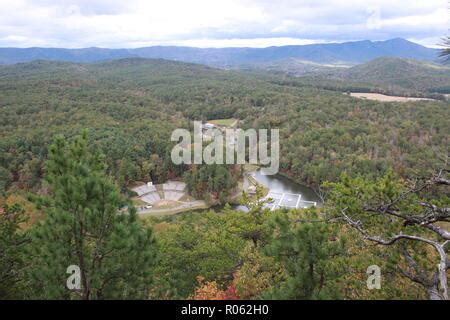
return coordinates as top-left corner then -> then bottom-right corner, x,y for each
262,209 -> 347,299
26,131 -> 158,299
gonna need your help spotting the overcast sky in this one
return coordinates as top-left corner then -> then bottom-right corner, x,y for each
0,0 -> 448,48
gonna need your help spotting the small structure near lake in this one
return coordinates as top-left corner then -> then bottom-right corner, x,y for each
264,191 -> 317,210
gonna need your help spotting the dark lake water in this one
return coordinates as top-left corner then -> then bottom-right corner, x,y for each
252,170 -> 321,202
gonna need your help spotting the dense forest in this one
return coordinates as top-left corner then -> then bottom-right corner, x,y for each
0,58 -> 449,299
1,58 -> 448,191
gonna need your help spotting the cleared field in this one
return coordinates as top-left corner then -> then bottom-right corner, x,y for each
349,93 -> 435,102
208,118 -> 238,127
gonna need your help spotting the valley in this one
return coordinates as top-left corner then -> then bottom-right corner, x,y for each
0,42 -> 449,301
1,0 -> 450,306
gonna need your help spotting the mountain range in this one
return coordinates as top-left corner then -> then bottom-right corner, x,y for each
0,38 -> 440,67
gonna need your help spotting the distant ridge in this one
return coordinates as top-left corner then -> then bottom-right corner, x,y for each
0,38 -> 439,66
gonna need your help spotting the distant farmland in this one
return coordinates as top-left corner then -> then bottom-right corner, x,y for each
349,92 -> 436,102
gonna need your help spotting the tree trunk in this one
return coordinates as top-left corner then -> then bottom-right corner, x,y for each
428,285 -> 444,300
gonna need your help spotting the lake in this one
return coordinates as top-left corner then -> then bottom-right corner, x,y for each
233,170 -> 322,211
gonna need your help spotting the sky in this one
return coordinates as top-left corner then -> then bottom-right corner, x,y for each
0,0 -> 448,48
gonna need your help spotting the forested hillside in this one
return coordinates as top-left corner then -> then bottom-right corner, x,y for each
0,38 -> 438,66
245,57 -> 450,99
0,58 -> 448,300
317,57 -> 450,94
1,58 -> 448,192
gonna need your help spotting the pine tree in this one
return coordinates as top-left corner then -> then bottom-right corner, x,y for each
326,170 -> 449,300
239,185 -> 272,247
439,36 -> 450,63
0,204 -> 29,299
263,210 -> 347,299
26,131 -> 158,299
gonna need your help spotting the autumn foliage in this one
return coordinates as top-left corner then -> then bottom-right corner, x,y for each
190,276 -> 238,300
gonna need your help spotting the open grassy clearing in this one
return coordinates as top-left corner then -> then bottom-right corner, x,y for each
349,92 -> 436,102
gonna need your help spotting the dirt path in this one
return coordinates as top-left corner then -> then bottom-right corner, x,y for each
138,200 -> 209,216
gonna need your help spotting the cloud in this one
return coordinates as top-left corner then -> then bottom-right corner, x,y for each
0,0 -> 447,48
